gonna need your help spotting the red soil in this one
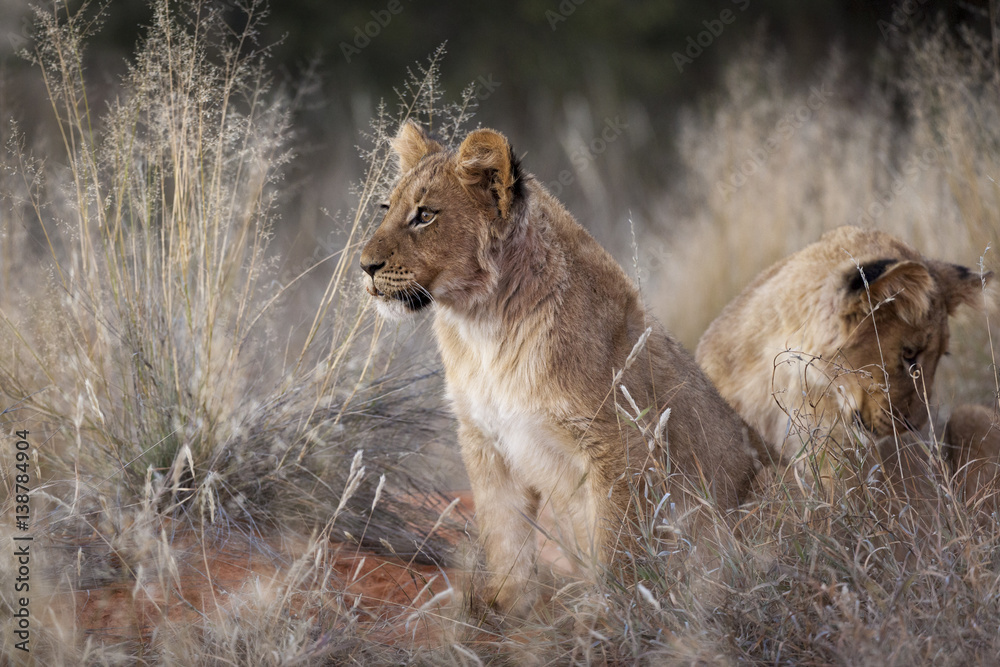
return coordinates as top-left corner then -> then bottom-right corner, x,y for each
65,489 -> 570,649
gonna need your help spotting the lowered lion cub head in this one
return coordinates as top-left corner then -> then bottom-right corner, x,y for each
696,226 -> 990,483
359,121 -> 522,318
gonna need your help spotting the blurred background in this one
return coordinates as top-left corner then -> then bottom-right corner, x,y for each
2,0 -> 993,251
2,0 -> 998,412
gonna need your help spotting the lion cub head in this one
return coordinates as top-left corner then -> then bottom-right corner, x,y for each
696,226 -> 991,480
359,121 -> 523,318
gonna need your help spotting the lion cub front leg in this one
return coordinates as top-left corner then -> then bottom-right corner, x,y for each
459,421 -> 540,618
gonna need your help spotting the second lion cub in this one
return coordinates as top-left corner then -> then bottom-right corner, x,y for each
697,226 -> 989,488
360,121 -> 767,616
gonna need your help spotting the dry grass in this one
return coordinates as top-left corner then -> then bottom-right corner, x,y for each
655,36 -> 999,363
2,1 -> 1000,664
0,2 -> 467,663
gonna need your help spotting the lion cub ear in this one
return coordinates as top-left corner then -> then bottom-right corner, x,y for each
456,128 -> 521,221
933,261 -> 992,314
842,258 -> 935,325
392,120 -> 443,174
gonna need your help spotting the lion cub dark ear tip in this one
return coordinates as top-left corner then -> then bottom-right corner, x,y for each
952,262 -> 993,289
846,258 -> 897,292
510,146 -> 524,182
963,264 -> 994,283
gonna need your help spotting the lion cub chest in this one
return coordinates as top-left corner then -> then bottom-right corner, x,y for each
434,310 -> 585,487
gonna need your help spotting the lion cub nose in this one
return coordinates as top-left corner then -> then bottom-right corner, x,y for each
361,260 -> 385,278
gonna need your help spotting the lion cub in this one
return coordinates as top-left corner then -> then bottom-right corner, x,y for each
360,121 -> 766,615
696,226 -> 990,488
945,404 -> 1000,510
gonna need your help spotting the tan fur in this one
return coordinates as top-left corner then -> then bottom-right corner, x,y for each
945,404 -> 1000,511
872,405 -> 1000,533
360,121 -> 768,616
696,226 -> 990,488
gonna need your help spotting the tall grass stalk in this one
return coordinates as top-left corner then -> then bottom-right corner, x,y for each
0,2 -> 472,663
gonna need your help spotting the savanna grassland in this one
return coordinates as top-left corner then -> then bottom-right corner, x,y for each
1,1 -> 999,665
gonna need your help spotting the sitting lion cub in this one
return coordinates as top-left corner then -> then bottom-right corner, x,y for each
696,226 -> 989,487
360,121 -> 767,615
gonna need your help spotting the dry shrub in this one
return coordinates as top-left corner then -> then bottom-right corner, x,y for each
0,1 -> 472,664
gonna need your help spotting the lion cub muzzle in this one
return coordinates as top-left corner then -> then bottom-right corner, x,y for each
359,239 -> 433,314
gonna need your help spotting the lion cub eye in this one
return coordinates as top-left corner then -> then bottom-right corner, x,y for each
901,345 -> 921,367
411,207 -> 437,228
